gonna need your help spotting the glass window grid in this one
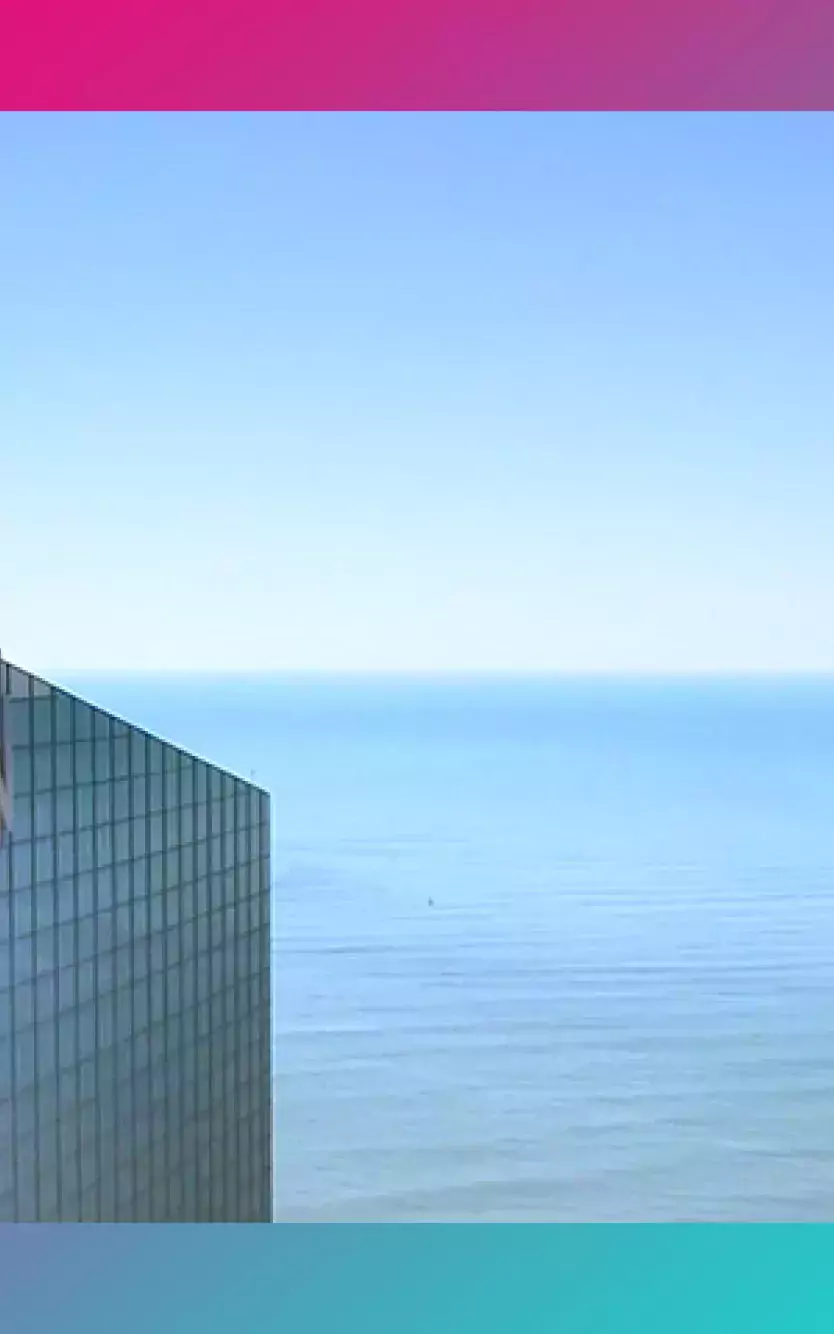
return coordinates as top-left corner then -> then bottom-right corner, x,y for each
1,663 -> 270,1222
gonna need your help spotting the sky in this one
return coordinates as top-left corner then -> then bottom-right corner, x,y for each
2,113 -> 834,675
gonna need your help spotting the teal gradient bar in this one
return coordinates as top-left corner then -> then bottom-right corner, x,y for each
3,1226 -> 834,1333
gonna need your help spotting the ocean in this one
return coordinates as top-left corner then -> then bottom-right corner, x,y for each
65,674 -> 834,1222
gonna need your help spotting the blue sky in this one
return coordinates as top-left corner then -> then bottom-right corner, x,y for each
3,113 -> 833,674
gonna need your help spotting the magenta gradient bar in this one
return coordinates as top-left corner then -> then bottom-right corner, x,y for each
1,0 -> 833,109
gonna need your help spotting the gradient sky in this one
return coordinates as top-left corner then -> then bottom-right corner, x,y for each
3,113 -> 833,674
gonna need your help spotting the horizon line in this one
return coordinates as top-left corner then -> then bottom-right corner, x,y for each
40,666 -> 834,681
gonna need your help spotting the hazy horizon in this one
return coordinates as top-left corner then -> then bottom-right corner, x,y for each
38,665 -> 834,682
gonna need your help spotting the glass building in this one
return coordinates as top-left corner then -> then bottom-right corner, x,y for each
0,655 -> 272,1222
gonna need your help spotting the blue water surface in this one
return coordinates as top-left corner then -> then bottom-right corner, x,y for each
66,674 -> 834,1221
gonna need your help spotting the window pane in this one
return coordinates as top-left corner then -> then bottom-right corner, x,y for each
149,815 -> 163,855
36,882 -> 55,931
94,738 -> 111,781
13,887 -> 33,936
12,842 -> 32,889
113,780 -> 129,822
74,700 -> 93,741
36,837 -> 55,884
54,693 -> 73,743
32,697 -> 53,746
35,792 -> 54,840
132,816 -> 147,857
78,829 -> 94,873
97,865 -> 114,910
95,784 -> 112,825
34,747 -> 53,792
55,744 -> 73,788
115,822 -> 130,864
115,862 -> 130,905
75,741 -> 93,784
131,731 -> 147,774
56,788 -> 74,834
113,737 -> 129,779
96,825 -> 113,867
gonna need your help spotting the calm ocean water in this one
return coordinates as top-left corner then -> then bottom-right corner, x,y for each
67,675 -> 834,1221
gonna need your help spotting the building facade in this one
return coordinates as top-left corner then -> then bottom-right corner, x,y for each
0,656 -> 272,1221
